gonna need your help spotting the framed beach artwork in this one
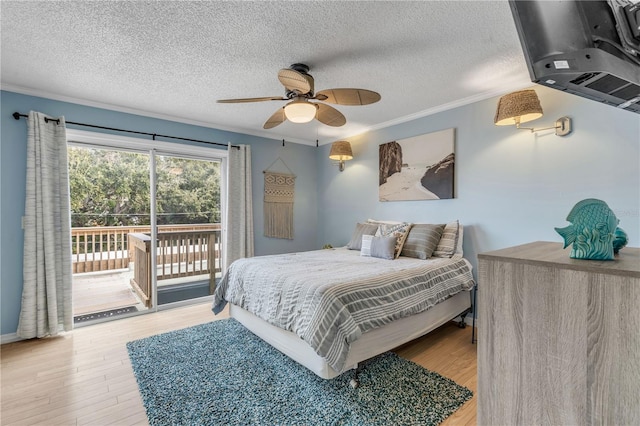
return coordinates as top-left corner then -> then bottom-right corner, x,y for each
379,128 -> 455,202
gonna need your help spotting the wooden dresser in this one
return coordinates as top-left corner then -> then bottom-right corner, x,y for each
477,241 -> 640,425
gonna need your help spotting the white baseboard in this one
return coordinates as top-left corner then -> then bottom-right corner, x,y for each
1,333 -> 23,344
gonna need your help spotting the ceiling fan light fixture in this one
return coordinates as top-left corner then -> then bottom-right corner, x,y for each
218,63 -> 380,129
284,99 -> 317,123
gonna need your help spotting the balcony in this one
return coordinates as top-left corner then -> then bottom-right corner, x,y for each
71,224 -> 222,322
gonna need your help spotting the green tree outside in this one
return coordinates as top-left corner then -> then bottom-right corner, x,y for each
68,147 -> 221,227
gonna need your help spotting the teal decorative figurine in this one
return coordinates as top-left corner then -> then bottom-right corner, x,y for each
555,199 -> 619,260
613,227 -> 628,254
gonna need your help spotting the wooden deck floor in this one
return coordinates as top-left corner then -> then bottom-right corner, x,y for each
72,270 -> 144,317
72,268 -> 213,318
0,302 -> 477,425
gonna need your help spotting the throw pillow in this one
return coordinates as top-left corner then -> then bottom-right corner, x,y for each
433,220 -> 460,258
401,223 -> 446,259
346,222 -> 379,250
378,222 -> 412,259
360,235 -> 396,260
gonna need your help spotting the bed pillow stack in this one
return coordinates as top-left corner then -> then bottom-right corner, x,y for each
362,220 -> 412,259
348,219 -> 462,260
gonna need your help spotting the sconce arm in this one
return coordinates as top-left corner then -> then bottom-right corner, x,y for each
515,116 -> 572,137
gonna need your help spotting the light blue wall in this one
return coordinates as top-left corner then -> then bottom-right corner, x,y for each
3,85 -> 639,336
1,90 -> 318,335
316,85 -> 640,276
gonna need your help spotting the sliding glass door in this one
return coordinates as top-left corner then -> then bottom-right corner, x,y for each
67,129 -> 227,325
154,155 -> 222,305
69,146 -> 152,323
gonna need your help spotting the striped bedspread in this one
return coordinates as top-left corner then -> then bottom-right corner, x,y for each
212,248 -> 474,372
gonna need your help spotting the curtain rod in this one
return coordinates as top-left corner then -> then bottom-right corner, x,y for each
12,112 -> 239,149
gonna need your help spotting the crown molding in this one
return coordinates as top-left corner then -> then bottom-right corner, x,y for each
3,81 -> 536,148
316,81 -> 537,146
1,83 -> 315,146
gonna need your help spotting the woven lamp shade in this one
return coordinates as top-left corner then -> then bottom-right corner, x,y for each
329,141 -> 353,161
494,89 -> 544,126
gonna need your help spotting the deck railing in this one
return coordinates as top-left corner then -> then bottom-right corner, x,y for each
71,224 -> 220,274
127,230 -> 222,307
72,224 -> 222,309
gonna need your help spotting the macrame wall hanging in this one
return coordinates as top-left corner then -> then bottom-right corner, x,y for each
263,158 -> 296,240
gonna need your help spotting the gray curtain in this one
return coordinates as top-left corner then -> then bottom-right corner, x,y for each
17,111 -> 73,338
224,144 -> 254,269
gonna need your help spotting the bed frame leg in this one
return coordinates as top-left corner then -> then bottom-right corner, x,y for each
349,365 -> 362,388
457,308 -> 471,329
458,285 -> 478,345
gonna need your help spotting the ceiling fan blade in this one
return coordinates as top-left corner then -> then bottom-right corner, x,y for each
316,103 -> 346,127
217,96 -> 287,103
278,68 -> 312,94
315,89 -> 381,105
263,107 -> 286,129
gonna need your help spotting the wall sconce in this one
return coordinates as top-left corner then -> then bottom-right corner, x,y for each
494,89 -> 572,136
329,141 -> 353,172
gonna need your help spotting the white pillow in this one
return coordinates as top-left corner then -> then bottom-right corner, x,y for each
366,219 -> 404,237
366,218 -> 404,225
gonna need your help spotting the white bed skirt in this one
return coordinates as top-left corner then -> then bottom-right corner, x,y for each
230,289 -> 472,379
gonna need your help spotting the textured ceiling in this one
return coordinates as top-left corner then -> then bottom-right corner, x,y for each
1,1 -> 532,145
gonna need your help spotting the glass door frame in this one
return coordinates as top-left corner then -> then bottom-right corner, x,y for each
66,128 -> 228,320
153,152 -> 225,307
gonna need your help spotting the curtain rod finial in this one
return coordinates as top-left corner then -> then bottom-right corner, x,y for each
13,112 -> 21,120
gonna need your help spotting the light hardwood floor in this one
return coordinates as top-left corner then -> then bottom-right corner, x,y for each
1,302 -> 477,425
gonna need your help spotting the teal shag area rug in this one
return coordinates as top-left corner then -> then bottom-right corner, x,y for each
126,318 -> 472,426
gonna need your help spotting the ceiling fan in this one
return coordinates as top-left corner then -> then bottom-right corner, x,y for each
217,63 -> 381,129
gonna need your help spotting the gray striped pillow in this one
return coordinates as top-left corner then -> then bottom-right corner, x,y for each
346,223 -> 379,250
400,224 -> 445,259
433,220 -> 460,258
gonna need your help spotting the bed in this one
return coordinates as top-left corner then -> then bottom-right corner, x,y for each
212,221 -> 475,380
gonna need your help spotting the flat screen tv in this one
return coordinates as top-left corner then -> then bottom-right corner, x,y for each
509,0 -> 640,114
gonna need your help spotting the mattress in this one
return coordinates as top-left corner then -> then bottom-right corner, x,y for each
229,289 -> 471,379
213,247 -> 475,372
